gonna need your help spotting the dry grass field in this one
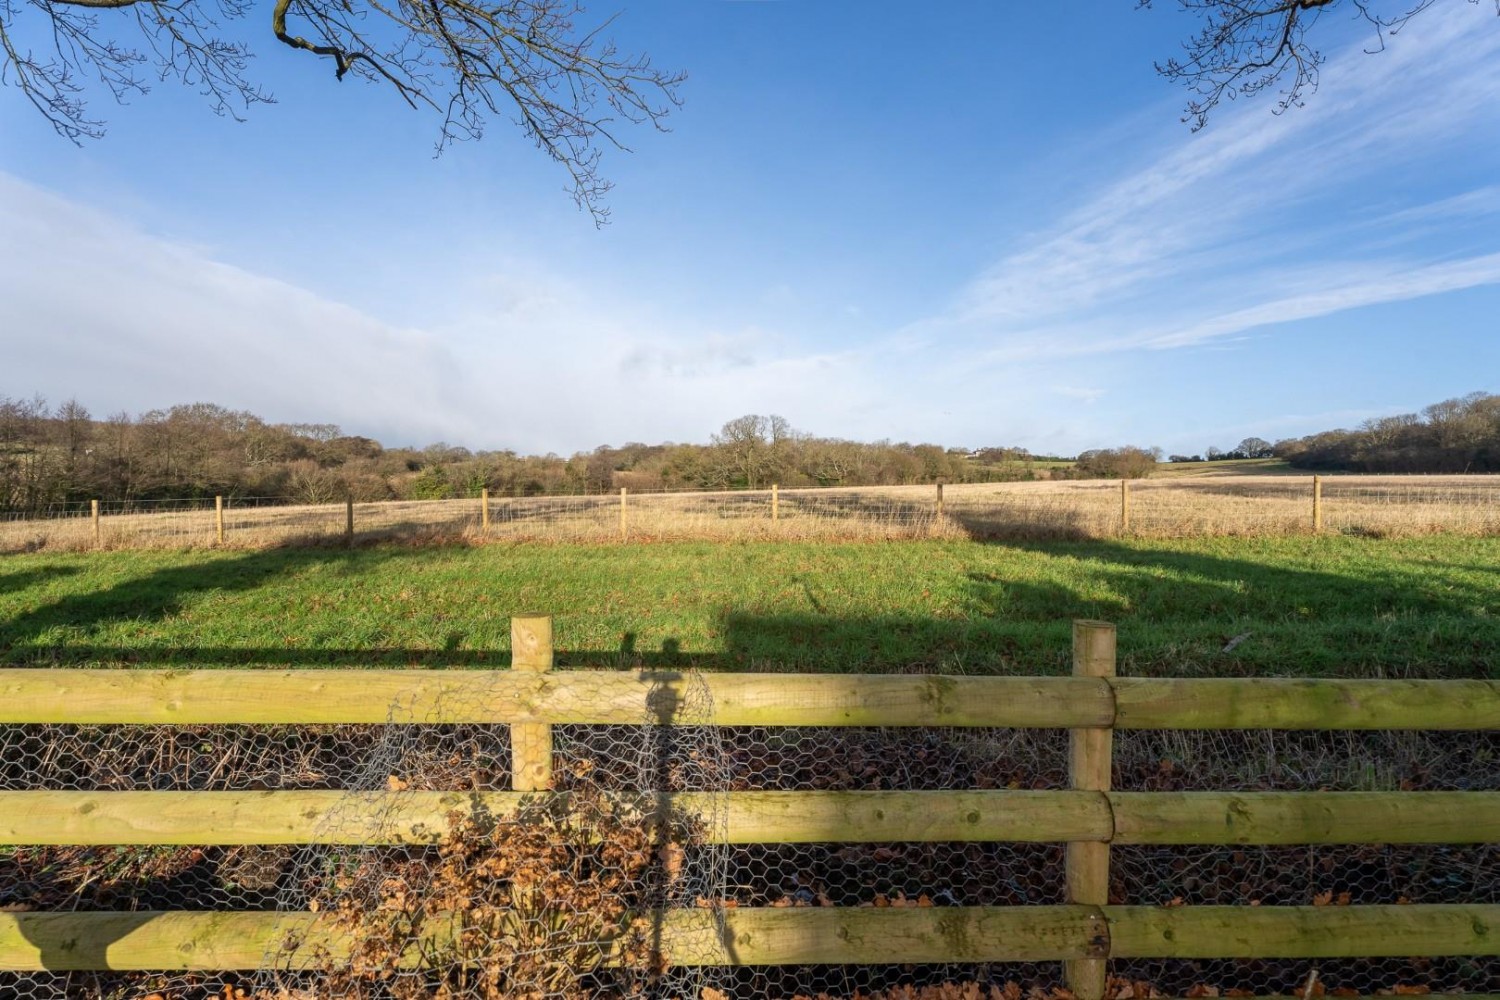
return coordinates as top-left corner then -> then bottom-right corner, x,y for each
4,473 -> 1499,552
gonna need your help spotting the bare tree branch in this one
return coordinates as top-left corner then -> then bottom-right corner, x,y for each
0,0 -> 682,223
1144,0 -> 1498,130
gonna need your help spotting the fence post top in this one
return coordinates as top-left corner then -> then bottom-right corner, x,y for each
511,614 -> 555,672
1072,619 -> 1116,632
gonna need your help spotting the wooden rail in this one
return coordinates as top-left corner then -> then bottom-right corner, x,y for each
3,669 -> 1498,728
0,670 -> 1115,727
3,905 -> 1499,970
5,789 -> 1499,845
0,907 -> 1109,970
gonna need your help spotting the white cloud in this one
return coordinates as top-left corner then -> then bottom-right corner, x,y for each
0,173 -> 884,452
0,175 -> 482,444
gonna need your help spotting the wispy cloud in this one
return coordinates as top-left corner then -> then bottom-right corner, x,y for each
1053,386 -> 1105,403
1144,253 -> 1500,350
921,3 -> 1500,364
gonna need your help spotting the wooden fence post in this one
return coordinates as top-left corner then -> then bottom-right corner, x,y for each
772,484 -> 779,522
215,496 -> 225,545
1313,475 -> 1323,534
936,482 -> 945,518
620,487 -> 628,541
510,614 -> 554,791
1120,480 -> 1131,534
1066,619 -> 1116,1000
345,498 -> 354,549
481,488 -> 491,532
91,499 -> 100,548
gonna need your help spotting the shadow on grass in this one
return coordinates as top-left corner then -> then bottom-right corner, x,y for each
946,505 -> 1094,541
718,537 -> 1499,677
0,564 -> 82,595
0,546 -> 436,666
0,538 -> 1496,678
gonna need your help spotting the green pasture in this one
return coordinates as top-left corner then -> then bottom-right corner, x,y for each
0,535 -> 1496,677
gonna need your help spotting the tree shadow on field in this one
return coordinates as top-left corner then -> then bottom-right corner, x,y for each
2,537 -> 1497,679
716,537 -> 1500,679
944,504 -> 1093,542
0,564 -> 81,595
0,545 -> 455,667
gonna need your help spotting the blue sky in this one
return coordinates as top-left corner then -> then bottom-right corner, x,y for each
2,1 -> 1498,456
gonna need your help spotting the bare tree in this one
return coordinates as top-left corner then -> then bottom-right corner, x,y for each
1235,436 -> 1275,458
1145,0 -> 1498,129
710,414 -> 798,490
0,0 -> 682,223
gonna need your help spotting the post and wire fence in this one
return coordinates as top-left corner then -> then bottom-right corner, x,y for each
4,475 -> 1500,551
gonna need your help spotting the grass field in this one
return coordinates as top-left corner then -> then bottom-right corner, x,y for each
3,534 -> 1497,678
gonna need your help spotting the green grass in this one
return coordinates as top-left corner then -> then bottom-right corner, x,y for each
1,535 -> 1497,678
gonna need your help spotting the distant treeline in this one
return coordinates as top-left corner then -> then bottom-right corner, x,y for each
11,390 -> 1483,515
1273,392 -> 1500,473
0,399 -> 1075,515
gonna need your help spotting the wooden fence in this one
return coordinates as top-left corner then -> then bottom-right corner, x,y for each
26,472 -> 1491,552
2,618 -> 1500,998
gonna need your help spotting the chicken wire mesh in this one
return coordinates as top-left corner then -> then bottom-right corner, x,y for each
3,703 -> 1499,997
0,673 -> 730,1000
1109,728 -> 1500,997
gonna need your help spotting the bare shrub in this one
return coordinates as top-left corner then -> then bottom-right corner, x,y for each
283,780 -> 692,1000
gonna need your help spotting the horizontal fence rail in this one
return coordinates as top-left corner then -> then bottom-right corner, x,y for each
4,905 -> 1500,970
3,669 -> 1498,728
4,789 -> 1500,845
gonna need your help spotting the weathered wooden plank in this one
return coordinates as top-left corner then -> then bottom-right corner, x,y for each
712,789 -> 1111,844
662,905 -> 1109,965
1066,620 -> 1116,1000
0,906 -> 1110,970
1108,904 -> 1500,958
9,673 -> 1494,730
8,905 -> 1499,969
11,789 -> 1499,847
1110,791 -> 1500,844
0,789 -> 1113,845
0,670 -> 1115,727
1112,678 -> 1500,730
0,790 -> 496,845
509,615 -> 554,791
0,911 -> 350,971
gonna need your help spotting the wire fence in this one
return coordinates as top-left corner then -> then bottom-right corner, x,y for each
4,476 -> 1500,552
5,724 -> 1498,999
